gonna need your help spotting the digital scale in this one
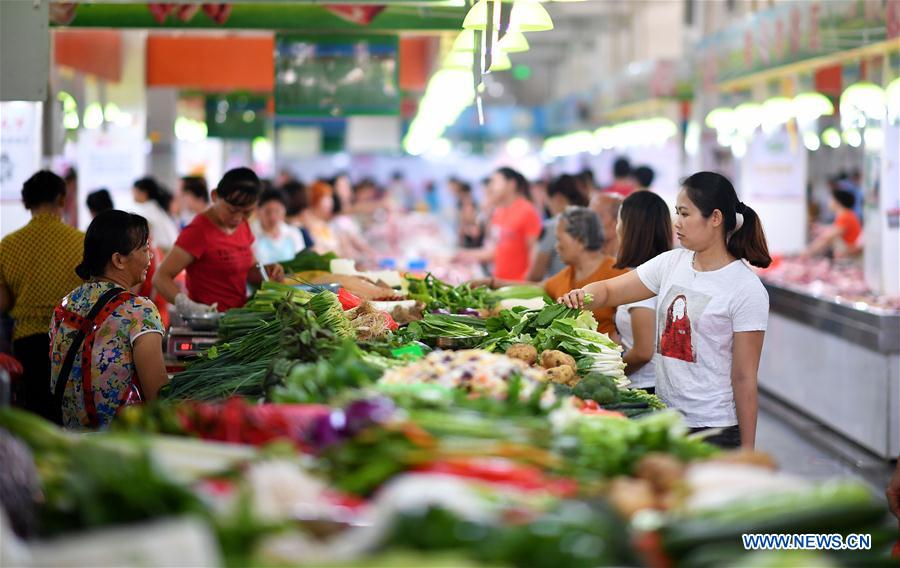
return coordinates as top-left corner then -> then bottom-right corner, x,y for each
166,326 -> 219,360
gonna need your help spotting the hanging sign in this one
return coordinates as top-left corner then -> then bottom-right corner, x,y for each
0,102 -> 42,201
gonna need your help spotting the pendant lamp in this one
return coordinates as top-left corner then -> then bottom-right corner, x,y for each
452,29 -> 530,53
463,0 -> 553,33
444,49 -> 513,72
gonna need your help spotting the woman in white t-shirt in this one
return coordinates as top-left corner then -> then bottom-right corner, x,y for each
251,189 -> 305,265
560,172 -> 771,449
132,177 -> 179,254
612,191 -> 673,394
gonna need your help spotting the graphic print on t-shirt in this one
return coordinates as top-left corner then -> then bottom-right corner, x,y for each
658,285 -> 710,363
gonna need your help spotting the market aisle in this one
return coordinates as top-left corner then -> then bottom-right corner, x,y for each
756,392 -> 895,499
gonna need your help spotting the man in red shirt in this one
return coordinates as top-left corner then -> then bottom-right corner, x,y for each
455,167 -> 542,280
802,188 -> 862,259
602,157 -> 636,198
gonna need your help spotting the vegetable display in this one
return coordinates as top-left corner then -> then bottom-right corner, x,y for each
2,271 -> 895,567
406,273 -> 492,312
280,249 -> 337,274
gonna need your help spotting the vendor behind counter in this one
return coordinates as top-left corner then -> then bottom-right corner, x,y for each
153,167 -> 285,317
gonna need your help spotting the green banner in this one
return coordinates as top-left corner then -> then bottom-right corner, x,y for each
698,0 -> 895,87
274,35 -> 400,117
59,3 -> 465,31
205,93 -> 267,139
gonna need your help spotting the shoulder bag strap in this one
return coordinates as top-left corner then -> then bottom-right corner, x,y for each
51,286 -> 126,425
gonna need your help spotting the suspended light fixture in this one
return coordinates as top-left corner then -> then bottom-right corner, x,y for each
498,30 -> 529,52
863,127 -> 884,150
821,127 -> 841,149
452,29 -> 530,53
733,102 -> 763,137
403,68 -> 475,155
444,49 -> 512,71
761,96 -> 794,134
840,82 -> 886,128
792,92 -> 834,124
705,107 -> 735,131
83,102 -> 104,130
842,128 -> 862,148
802,131 -> 821,152
463,0 -> 554,33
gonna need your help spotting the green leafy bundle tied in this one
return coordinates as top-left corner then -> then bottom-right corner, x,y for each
309,290 -> 353,339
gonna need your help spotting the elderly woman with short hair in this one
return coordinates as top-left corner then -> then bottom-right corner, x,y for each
481,206 -> 627,335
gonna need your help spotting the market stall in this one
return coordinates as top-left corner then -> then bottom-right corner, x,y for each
2,259 -> 898,566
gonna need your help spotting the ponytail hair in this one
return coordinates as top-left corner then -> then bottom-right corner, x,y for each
682,171 -> 772,268
134,176 -> 173,213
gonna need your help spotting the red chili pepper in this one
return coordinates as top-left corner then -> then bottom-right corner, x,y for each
413,458 -> 577,497
337,288 -> 362,310
382,311 -> 399,331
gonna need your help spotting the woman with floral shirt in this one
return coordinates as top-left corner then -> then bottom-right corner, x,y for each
49,210 -> 168,429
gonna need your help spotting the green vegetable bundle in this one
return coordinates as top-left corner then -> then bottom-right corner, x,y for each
268,342 -> 383,404
163,301 -> 333,402
405,314 -> 487,342
0,408 -> 203,536
219,283 -> 311,341
280,249 -> 336,273
406,273 -> 491,312
661,481 -> 896,565
309,290 -> 353,339
553,410 -> 718,479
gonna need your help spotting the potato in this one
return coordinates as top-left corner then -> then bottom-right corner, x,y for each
505,343 -> 538,366
635,453 -> 685,494
545,365 -> 577,386
607,477 -> 657,518
540,349 -> 577,370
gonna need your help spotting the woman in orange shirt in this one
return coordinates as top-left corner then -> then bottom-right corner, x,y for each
481,206 -> 626,335
803,188 -> 862,258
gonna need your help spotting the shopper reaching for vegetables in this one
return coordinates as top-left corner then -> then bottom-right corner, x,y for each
154,167 -> 285,316
559,172 -> 771,450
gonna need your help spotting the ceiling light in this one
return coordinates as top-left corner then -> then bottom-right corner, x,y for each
444,50 -> 512,72
802,131 -> 820,152
822,127 -> 841,148
840,82 -> 886,128
792,92 -> 834,124
463,0 -> 553,33
705,107 -> 735,131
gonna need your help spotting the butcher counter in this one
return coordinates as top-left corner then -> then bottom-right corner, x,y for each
759,282 -> 900,459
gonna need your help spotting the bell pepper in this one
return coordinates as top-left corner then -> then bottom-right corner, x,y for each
338,288 -> 362,310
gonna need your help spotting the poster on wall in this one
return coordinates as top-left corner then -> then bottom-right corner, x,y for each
0,101 -> 42,201
76,129 -> 146,230
742,128 -> 806,199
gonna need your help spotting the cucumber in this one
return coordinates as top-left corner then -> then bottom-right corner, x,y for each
602,402 -> 651,410
662,500 -> 888,557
